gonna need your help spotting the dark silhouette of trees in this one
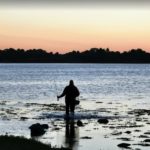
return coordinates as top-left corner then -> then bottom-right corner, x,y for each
0,47 -> 149,63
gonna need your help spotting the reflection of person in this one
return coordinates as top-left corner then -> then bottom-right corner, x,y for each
65,120 -> 76,149
66,120 -> 75,139
57,80 -> 80,116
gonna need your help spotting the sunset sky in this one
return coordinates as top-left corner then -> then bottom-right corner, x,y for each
0,0 -> 150,53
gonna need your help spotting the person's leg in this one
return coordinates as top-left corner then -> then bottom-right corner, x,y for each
65,102 -> 69,116
70,102 -> 75,115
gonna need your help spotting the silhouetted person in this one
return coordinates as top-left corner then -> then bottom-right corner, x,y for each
57,80 -> 80,116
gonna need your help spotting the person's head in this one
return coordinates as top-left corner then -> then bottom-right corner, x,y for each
69,80 -> 74,86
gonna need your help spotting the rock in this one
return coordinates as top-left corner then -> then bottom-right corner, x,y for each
144,132 -> 150,135
117,143 -> 131,148
129,109 -> 150,116
125,131 -> 131,134
112,131 -> 122,136
109,126 -> 115,129
98,119 -> 109,124
54,127 -> 60,131
114,113 -> 119,116
139,135 -> 150,138
134,130 -> 141,132
20,117 -> 28,121
95,101 -> 103,104
41,124 -> 49,129
136,118 -> 142,121
133,143 -> 150,146
77,120 -> 83,127
80,136 -> 92,139
117,138 -> 131,141
144,139 -> 150,142
29,123 -> 49,136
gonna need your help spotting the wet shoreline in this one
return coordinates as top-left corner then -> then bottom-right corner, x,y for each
1,100 -> 150,150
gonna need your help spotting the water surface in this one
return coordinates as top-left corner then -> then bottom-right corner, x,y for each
0,64 -> 150,150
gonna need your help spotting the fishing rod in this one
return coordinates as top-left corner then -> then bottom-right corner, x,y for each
53,77 -> 59,101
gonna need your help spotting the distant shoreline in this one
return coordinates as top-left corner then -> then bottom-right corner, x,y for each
0,62 -> 150,64
0,48 -> 150,63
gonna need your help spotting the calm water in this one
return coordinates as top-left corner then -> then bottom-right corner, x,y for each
0,63 -> 150,150
0,63 -> 150,103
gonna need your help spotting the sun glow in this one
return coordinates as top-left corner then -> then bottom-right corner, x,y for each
0,7 -> 150,53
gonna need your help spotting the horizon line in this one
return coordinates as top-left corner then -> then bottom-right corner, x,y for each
0,47 -> 149,54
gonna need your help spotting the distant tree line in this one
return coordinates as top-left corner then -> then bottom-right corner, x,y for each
0,48 -> 150,63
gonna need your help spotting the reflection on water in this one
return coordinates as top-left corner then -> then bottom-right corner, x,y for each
0,64 -> 150,150
64,119 -> 79,150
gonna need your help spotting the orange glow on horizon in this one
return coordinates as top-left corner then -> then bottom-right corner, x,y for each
0,8 -> 150,53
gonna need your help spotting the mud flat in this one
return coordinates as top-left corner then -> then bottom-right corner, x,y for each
1,100 -> 150,150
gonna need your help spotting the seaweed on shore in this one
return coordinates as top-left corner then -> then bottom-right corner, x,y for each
0,135 -> 70,150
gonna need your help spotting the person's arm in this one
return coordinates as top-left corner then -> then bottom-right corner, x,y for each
57,87 -> 67,99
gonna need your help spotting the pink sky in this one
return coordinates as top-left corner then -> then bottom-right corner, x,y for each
0,7 -> 150,53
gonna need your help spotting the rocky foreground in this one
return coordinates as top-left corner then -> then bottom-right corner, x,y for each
0,136 -> 70,150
